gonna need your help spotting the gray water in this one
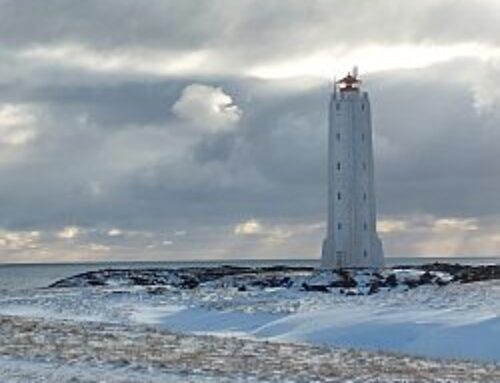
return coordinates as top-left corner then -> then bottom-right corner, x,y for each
0,257 -> 498,292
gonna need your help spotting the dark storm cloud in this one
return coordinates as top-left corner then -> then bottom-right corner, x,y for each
1,1 -> 500,260
2,62 -> 500,231
371,62 -> 500,218
1,0 -> 500,71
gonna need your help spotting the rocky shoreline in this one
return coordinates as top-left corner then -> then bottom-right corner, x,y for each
48,263 -> 500,296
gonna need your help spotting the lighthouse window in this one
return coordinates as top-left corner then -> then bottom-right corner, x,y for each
363,250 -> 368,258
336,102 -> 340,110
363,192 -> 367,201
337,162 -> 341,170
362,162 -> 367,170
361,103 -> 365,111
337,192 -> 341,200
363,222 -> 368,230
361,133 -> 365,141
337,222 -> 342,230
336,132 -> 341,141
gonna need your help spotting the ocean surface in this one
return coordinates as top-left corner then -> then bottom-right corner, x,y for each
0,257 -> 498,292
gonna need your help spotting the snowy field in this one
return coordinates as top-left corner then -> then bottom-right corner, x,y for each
1,315 -> 499,383
1,265 -> 500,381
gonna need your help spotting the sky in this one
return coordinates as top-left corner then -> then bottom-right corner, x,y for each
1,0 -> 500,262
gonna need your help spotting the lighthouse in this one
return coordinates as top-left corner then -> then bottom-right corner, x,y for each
321,69 -> 384,269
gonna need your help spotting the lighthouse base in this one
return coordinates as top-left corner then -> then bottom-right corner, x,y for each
321,237 -> 384,270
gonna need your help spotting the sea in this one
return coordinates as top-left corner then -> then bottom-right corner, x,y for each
0,257 -> 498,292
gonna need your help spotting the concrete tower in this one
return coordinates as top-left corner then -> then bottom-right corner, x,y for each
321,69 -> 384,269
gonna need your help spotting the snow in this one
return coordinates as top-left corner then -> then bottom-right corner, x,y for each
0,315 -> 498,383
148,306 -> 284,336
126,283 -> 500,362
0,357 -> 229,383
1,265 -> 500,381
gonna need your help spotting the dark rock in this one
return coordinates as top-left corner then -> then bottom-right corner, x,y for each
404,280 -> 419,289
373,272 -> 384,280
419,271 -> 434,284
368,281 -> 380,295
328,279 -> 357,288
179,278 -> 199,289
279,277 -> 293,288
435,278 -> 449,287
301,283 -> 329,293
385,274 -> 398,288
147,287 -> 168,295
337,269 -> 351,280
330,269 -> 357,288
47,263 -> 500,296
130,276 -> 153,286
267,277 -> 286,288
249,280 -> 269,288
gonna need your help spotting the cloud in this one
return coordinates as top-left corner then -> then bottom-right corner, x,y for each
19,43 -> 213,77
57,226 -> 80,239
107,228 -> 123,237
260,227 -> 292,244
432,218 -> 479,233
378,219 -> 408,234
88,243 -> 110,252
248,43 -> 500,80
172,84 -> 242,132
0,230 -> 40,251
234,218 -> 292,244
2,61 -> 500,261
234,219 -> 262,235
379,214 -> 498,257
0,104 -> 37,146
1,2 -> 500,261
3,1 -> 500,80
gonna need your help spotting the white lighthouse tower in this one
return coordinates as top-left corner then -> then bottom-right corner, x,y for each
321,69 -> 384,269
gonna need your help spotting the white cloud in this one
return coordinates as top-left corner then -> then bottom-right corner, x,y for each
20,44 -> 213,77
0,104 -> 37,146
234,219 -> 292,244
260,227 -> 292,244
88,243 -> 110,252
57,226 -> 80,239
0,104 -> 34,126
172,84 -> 242,132
107,228 -> 123,237
432,218 -> 479,233
0,230 -> 40,251
248,43 -> 500,80
378,219 -> 409,234
379,215 -> 490,257
234,219 -> 262,235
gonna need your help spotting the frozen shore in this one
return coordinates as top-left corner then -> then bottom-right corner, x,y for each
42,264 -> 500,361
48,262 -> 500,293
1,263 -> 500,381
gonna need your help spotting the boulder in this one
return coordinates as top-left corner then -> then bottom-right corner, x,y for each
385,274 -> 398,288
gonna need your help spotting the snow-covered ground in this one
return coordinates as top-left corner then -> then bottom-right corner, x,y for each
0,315 -> 499,383
134,280 -> 500,362
1,265 -> 500,381
0,357 -> 228,383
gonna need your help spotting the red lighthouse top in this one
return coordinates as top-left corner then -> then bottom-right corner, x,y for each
337,72 -> 361,92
